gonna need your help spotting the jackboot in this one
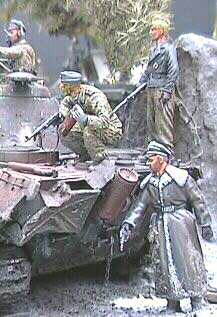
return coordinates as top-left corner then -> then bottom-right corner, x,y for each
166,299 -> 182,313
191,296 -> 206,311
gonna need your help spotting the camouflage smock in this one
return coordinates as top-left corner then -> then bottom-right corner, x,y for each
59,84 -> 122,142
59,84 -> 122,161
0,39 -> 36,73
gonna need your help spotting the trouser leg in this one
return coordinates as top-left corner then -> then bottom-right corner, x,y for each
60,128 -> 90,161
154,89 -> 175,151
147,89 -> 156,143
83,126 -> 108,162
147,88 -> 175,150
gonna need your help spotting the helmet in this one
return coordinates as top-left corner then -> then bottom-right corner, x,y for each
8,19 -> 26,36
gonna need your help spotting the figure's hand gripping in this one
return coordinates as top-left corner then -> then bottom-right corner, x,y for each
71,104 -> 88,127
201,225 -> 214,241
159,91 -> 171,105
119,223 -> 132,252
25,112 -> 61,142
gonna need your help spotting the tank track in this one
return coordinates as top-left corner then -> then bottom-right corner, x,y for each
0,245 -> 31,303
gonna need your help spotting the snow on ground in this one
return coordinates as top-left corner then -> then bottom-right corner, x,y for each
111,238 -> 217,317
112,295 -> 217,316
203,239 -> 217,288
4,232 -> 217,317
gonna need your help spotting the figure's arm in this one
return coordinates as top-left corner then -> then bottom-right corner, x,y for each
87,93 -> 112,130
119,187 -> 150,251
0,46 -> 22,59
161,44 -> 179,94
124,188 -> 150,229
186,176 -> 211,225
59,96 -> 73,118
139,67 -> 149,85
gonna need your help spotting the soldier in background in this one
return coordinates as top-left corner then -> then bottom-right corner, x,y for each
0,19 -> 36,74
120,140 -> 213,313
58,71 -> 122,163
138,16 -> 178,152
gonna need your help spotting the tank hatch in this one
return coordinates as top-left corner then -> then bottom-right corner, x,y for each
0,146 -> 59,165
6,72 -> 39,83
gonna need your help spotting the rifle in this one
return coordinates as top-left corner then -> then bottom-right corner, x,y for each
112,82 -> 147,114
25,112 -> 61,142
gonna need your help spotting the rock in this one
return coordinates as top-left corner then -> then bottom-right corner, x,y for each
176,34 -> 217,223
205,287 -> 217,303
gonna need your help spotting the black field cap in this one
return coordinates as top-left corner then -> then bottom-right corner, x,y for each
144,140 -> 173,158
60,71 -> 82,85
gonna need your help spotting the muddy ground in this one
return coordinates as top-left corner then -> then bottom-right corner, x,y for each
1,213 -> 217,317
1,237 -> 217,317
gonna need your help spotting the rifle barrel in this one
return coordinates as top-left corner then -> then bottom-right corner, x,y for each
25,112 -> 59,142
112,82 -> 146,114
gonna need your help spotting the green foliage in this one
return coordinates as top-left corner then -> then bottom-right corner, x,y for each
86,0 -> 171,71
0,0 -> 171,72
0,0 -> 90,36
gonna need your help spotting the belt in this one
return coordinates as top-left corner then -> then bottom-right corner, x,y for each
149,72 -> 167,80
155,205 -> 176,213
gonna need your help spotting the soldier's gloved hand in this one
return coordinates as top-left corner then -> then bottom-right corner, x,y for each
202,225 -> 214,241
71,104 -> 88,127
119,223 -> 132,251
160,91 -> 171,105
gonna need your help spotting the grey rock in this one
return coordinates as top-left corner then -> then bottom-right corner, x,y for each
176,34 -> 217,225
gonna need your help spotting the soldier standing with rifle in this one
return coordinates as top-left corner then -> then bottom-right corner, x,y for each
120,140 -> 214,313
0,19 -> 36,74
138,16 -> 178,152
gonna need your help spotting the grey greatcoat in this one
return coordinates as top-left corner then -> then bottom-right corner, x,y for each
124,165 -> 212,300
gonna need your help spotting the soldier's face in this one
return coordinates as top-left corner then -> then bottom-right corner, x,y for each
147,155 -> 164,174
59,83 -> 80,97
149,27 -> 164,41
8,29 -> 20,43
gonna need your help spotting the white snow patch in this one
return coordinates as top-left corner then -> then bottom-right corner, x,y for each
112,295 -> 217,316
111,240 -> 217,316
194,307 -> 217,317
203,240 -> 217,288
112,295 -> 167,311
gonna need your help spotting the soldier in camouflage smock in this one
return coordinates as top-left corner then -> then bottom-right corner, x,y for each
0,20 -> 36,73
59,71 -> 122,162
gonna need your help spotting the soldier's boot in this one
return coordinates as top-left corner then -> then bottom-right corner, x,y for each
166,299 -> 182,313
191,296 -> 206,311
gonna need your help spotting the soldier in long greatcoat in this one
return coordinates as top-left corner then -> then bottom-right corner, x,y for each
120,141 -> 214,313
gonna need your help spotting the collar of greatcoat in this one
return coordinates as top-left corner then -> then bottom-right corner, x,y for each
165,165 -> 188,187
140,165 -> 188,190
